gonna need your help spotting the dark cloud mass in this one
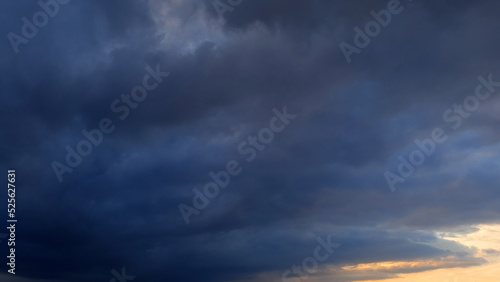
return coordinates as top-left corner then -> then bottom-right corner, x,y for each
1,0 -> 500,281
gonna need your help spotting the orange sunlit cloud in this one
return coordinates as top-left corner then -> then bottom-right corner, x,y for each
338,224 -> 500,282
287,224 -> 500,282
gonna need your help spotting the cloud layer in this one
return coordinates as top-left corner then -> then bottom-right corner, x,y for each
2,0 -> 500,281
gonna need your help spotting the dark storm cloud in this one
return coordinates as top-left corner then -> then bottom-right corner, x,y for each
2,0 -> 500,281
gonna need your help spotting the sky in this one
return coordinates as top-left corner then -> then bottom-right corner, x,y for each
1,0 -> 500,281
